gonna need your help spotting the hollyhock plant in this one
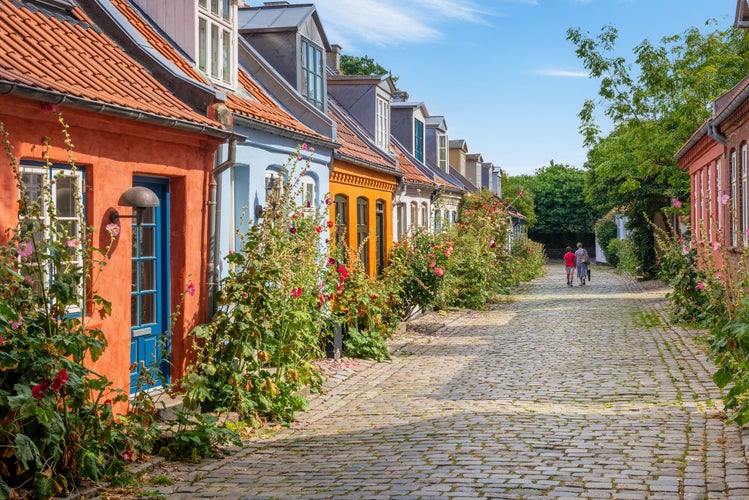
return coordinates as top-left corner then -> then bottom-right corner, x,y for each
187,282 -> 196,296
722,194 -> 730,205
16,241 -> 33,258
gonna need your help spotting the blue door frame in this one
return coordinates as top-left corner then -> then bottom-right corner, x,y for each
130,177 -> 170,393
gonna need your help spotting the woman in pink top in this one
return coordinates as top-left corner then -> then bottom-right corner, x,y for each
563,246 -> 576,287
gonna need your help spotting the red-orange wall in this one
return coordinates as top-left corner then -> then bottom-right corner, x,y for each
329,160 -> 396,275
678,131 -> 725,269
0,96 -> 223,402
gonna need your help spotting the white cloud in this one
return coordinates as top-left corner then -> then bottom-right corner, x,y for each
313,0 -> 502,48
535,68 -> 590,78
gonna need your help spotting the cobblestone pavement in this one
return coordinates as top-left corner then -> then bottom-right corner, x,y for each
121,265 -> 749,499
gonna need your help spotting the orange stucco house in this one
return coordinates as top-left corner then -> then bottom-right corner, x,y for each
0,1 -> 230,398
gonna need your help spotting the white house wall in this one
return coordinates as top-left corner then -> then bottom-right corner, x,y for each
216,125 -> 332,280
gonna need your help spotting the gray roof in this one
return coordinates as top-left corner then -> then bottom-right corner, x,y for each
238,3 -> 316,32
425,115 -> 447,130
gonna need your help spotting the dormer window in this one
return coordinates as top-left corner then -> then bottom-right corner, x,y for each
438,133 -> 447,171
301,38 -> 324,110
198,0 -> 234,87
375,96 -> 390,150
414,118 -> 424,162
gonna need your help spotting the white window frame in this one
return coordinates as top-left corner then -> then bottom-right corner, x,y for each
708,165 -> 713,241
438,133 -> 447,171
375,96 -> 390,151
198,0 -> 235,88
420,202 -> 428,229
20,162 -> 84,315
410,201 -> 418,229
414,118 -> 425,162
717,159 -> 723,238
301,38 -> 325,111
732,150 -> 738,246
743,144 -> 748,243
300,176 -> 316,212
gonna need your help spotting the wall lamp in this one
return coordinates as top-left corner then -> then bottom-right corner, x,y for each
109,186 -> 160,225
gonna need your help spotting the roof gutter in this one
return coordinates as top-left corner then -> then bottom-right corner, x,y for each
707,122 -> 727,146
0,81 -> 231,139
334,153 -> 402,178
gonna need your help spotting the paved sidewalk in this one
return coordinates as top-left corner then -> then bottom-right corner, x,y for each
118,265 -> 749,499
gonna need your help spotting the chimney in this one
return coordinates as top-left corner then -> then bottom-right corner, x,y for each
392,90 -> 409,102
327,44 -> 342,74
264,1 -> 290,6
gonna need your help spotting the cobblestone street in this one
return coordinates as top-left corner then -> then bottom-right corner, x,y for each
123,264 -> 749,499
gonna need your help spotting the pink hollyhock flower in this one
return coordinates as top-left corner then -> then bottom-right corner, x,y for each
66,238 -> 80,248
289,227 -> 297,234
518,191 -> 524,196
713,242 -> 720,251
24,275 -> 33,286
325,197 -> 332,205
673,199 -> 682,208
722,194 -> 730,205
490,241 -> 496,249
0,332 -> 3,345
186,282 -> 196,296
679,237 -> 683,243
16,241 -> 33,258
716,272 -> 723,279
327,220 -> 334,228
655,257 -> 660,265
301,143 -> 308,151
328,258 -> 337,266
697,281 -> 705,291
683,246 -> 690,254
121,449 -> 133,462
316,226 -> 322,233
105,223 -> 121,237
41,102 -> 59,113
241,291 -> 248,299
336,284 -> 343,292
10,314 -> 22,330
434,267 -> 444,277
291,287 -> 302,298
337,265 -> 349,278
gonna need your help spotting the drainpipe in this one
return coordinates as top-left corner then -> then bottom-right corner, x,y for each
207,137 -> 237,319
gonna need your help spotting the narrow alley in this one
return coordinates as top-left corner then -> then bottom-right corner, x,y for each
116,265 -> 749,499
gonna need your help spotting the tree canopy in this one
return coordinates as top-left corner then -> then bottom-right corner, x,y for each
567,21 -> 749,274
501,171 -> 536,227
339,55 -> 399,85
511,161 -> 600,238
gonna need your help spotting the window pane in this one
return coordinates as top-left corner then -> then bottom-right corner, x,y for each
23,172 -> 44,204
210,0 -> 218,15
132,260 -> 138,292
55,176 -> 75,216
141,293 -> 156,324
141,260 -> 156,291
141,207 -> 155,225
140,226 -> 155,257
222,0 -> 230,20
131,294 -> 138,327
198,18 -> 207,71
211,24 -> 219,78
222,30 -> 231,82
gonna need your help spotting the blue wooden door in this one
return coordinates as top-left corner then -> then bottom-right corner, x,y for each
130,178 -> 169,393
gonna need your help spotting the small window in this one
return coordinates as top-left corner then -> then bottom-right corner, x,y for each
376,96 -> 390,150
301,38 -> 325,111
300,176 -> 316,211
414,119 -> 424,162
19,162 -> 85,314
334,194 -> 348,248
410,201 -> 418,228
198,0 -> 234,87
438,134 -> 447,171
420,203 -> 428,229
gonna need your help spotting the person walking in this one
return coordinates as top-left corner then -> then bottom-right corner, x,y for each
574,242 -> 590,286
563,246 -> 576,286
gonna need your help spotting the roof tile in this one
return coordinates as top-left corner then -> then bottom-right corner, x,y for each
0,1 -> 219,128
109,0 -> 323,139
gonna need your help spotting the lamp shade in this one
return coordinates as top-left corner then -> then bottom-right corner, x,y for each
118,186 -> 159,209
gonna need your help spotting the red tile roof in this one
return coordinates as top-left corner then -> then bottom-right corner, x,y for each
391,141 -> 436,186
328,99 -> 397,172
109,0 -> 323,139
0,1 -> 220,128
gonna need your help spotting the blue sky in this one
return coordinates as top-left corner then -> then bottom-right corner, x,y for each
312,0 -> 737,177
